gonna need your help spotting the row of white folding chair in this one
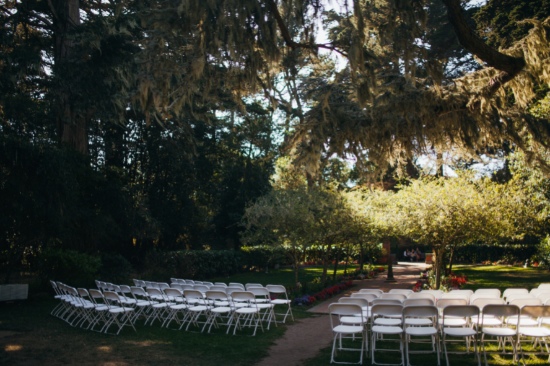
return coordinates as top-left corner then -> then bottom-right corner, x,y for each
51,282 -> 137,335
131,286 -> 274,334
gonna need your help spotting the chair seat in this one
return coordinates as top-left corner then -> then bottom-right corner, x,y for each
443,327 -> 477,337
375,318 -> 402,326
406,326 -> 438,336
483,327 -> 516,337
372,325 -> 403,334
518,327 -> 550,337
333,324 -> 364,334
406,318 -> 433,326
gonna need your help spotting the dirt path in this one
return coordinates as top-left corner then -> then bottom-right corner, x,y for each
255,262 -> 427,366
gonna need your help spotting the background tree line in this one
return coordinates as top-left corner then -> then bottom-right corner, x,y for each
1,0 -> 549,287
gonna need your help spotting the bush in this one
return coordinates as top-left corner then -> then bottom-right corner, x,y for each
38,249 -> 101,287
99,253 -> 134,284
141,250 -> 244,281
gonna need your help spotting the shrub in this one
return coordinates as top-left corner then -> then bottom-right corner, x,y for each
38,248 -> 101,287
99,253 -> 134,284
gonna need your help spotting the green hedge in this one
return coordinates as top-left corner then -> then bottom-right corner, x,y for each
451,243 -> 538,264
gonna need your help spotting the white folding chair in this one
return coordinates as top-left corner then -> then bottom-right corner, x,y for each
228,291 -> 264,336
102,291 -> 137,335
402,305 -> 440,366
329,303 -> 368,364
182,289 -> 209,331
203,290 -> 234,333
502,288 -> 528,302
370,304 -> 404,366
266,284 -> 294,324
480,304 -> 520,365
248,287 -> 277,330
517,305 -> 550,364
389,289 -> 413,297
162,288 -> 189,329
441,305 -> 481,366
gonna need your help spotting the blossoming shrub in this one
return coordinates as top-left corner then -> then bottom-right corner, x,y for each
292,281 -> 354,306
413,269 -> 468,292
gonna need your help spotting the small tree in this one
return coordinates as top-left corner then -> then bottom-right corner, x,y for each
368,174 -> 543,289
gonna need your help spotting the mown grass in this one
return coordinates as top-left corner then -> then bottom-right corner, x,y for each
0,265 -> 353,366
453,265 -> 550,292
2,264 -> 549,365
304,264 -> 550,365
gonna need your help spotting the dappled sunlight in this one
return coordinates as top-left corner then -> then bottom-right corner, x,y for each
5,344 -> 23,352
124,340 -> 171,347
97,346 -> 113,353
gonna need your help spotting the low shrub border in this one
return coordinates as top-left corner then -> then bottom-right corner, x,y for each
293,280 -> 354,306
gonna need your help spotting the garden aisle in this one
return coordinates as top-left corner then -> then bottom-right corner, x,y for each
255,262 -> 427,366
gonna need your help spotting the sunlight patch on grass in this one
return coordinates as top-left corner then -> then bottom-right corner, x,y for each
97,346 -> 113,352
124,340 -> 172,347
5,344 -> 23,352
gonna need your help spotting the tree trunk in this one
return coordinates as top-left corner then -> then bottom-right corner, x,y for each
434,246 -> 446,289
447,246 -> 455,276
50,0 -> 88,154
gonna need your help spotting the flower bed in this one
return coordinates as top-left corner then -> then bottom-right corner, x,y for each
293,280 -> 354,306
413,269 -> 468,292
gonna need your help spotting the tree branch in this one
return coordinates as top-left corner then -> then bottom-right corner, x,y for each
265,0 -> 348,57
442,0 -> 525,94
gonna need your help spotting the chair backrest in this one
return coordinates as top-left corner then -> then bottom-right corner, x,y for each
474,288 -> 501,298
329,303 -> 365,331
194,284 -> 210,292
471,297 -> 506,312
214,282 -> 227,287
89,288 -> 105,302
520,305 -> 550,322
245,283 -> 263,290
537,283 -> 550,291
482,304 -> 520,322
371,304 -> 403,318
537,292 -> 550,303
389,289 -> 413,297
402,305 -> 438,321
372,298 -> 402,305
248,287 -> 270,299
205,290 -> 229,301
146,287 -> 164,298
266,284 -> 287,294
408,292 -> 436,302
209,285 -> 227,292
171,283 -> 184,291
502,288 -> 529,300
359,289 -> 384,296
351,293 -> 378,303
229,282 -> 245,289
436,298 -> 468,310
422,290 -> 444,299
442,305 -> 479,327
183,289 -> 205,301
506,293 -> 536,303
164,288 -> 183,298
130,286 -> 147,298
103,290 -> 122,305
441,290 -> 472,301
230,291 -> 256,304
404,298 -> 434,307
379,293 -> 406,302
339,297 -> 369,309
509,297 -> 542,307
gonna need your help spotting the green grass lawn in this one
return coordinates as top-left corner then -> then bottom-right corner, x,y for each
2,264 -> 549,365
453,264 -> 550,291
